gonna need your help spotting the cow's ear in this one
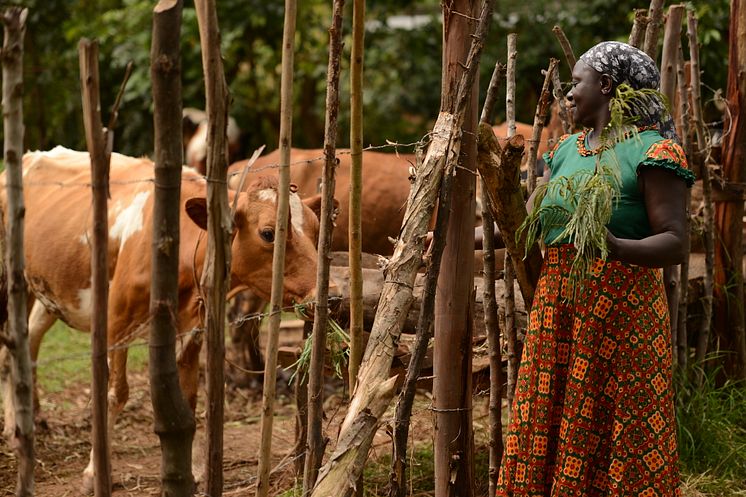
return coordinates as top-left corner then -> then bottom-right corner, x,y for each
303,194 -> 339,221
185,197 -> 208,230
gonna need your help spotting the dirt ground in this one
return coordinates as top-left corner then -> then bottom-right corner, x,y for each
0,358 -> 496,497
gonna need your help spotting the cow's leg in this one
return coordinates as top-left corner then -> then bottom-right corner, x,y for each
28,300 -> 56,426
81,315 -> 132,494
226,290 -> 265,390
1,299 -> 55,439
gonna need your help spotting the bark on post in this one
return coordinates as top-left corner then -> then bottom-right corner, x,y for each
79,38 -> 113,497
433,1 -> 482,494
551,70 -> 573,135
714,0 -> 746,380
660,4 -> 685,354
348,0 -> 364,395
551,26 -> 576,72
194,0 -> 232,493
1,8 -> 34,497
389,150 -> 454,497
303,1 -> 345,492
311,2 -> 496,494
150,3 -> 196,496
526,59 -> 559,194
643,0 -> 666,60
687,13 -> 715,380
256,1 -> 296,495
479,64 -> 504,497
294,321 -> 311,478
629,9 -> 650,49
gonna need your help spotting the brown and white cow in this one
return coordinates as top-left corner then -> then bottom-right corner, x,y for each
183,107 -> 242,173
0,146 -> 321,490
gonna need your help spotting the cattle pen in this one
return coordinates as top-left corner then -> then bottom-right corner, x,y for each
1,1 -> 746,497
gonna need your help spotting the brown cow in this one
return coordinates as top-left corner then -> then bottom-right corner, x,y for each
0,146 -> 322,490
229,148 -> 418,256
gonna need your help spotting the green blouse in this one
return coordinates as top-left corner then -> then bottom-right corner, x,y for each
540,129 -> 695,245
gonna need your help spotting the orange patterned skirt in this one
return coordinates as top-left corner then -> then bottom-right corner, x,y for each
495,245 -> 680,497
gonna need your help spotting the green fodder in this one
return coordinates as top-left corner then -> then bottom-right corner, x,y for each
676,366 -> 746,495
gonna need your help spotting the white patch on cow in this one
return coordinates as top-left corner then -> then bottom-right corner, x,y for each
79,231 -> 90,245
186,122 -> 208,166
257,189 -> 277,203
65,288 -> 93,330
109,190 -> 151,248
289,192 -> 304,235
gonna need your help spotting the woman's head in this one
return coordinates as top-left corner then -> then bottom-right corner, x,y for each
567,41 -> 676,139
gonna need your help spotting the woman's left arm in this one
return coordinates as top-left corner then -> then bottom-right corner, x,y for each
607,167 -> 689,267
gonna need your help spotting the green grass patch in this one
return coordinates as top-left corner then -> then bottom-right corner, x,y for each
37,320 -> 148,394
677,366 -> 746,495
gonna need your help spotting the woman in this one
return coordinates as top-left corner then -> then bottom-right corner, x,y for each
495,41 -> 694,496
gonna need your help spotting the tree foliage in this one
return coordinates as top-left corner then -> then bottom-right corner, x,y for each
2,0 -> 730,158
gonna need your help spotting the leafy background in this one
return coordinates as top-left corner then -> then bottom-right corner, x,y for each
9,0 -> 731,159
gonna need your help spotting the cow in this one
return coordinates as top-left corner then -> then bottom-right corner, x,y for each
0,146 -> 323,491
183,107 -> 243,173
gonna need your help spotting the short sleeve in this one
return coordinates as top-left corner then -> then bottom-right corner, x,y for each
637,139 -> 696,187
542,134 -> 572,172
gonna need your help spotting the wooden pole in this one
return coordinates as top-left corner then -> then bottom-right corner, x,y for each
303,1 -> 345,492
714,0 -> 746,380
629,9 -> 650,49
256,1 -> 296,495
149,2 -> 196,496
687,12 -> 715,381
643,0 -> 666,60
348,0 -> 365,396
194,0 -> 232,493
311,2 -> 496,494
675,46 -> 691,371
433,1 -> 481,494
79,38 -> 113,497
478,63 -> 504,497
551,69 -> 573,135
294,321 -> 311,477
660,4 -> 685,361
526,59 -> 559,194
1,8 -> 34,497
551,25 -> 576,71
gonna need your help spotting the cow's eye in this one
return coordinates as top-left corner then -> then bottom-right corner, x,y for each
259,228 -> 275,243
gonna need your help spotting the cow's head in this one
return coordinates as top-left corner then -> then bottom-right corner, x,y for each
185,176 -> 320,307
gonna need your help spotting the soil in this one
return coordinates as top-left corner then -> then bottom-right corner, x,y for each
0,360 -> 494,496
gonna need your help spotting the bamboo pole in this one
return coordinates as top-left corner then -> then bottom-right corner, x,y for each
643,0 -> 666,60
311,2 -> 496,494
713,0 -> 746,380
79,38 -> 113,497
1,8 -> 33,497
551,25 -> 576,71
675,46 -> 692,371
686,12 -> 715,382
194,0 -> 231,493
149,3 -> 196,496
526,58 -> 559,194
478,63 -> 504,497
660,4 -> 685,361
348,0 -> 365,398
256,1 -> 296,495
629,9 -> 650,49
303,1 -> 345,493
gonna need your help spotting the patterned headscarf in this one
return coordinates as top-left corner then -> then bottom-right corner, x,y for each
578,41 -> 677,141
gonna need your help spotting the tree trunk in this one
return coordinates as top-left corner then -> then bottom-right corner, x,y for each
310,3 -> 496,494
714,0 -> 746,380
149,2 -> 197,495
303,1 -> 344,493
256,1 -> 296,495
79,38 -> 113,497
1,8 -> 34,497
